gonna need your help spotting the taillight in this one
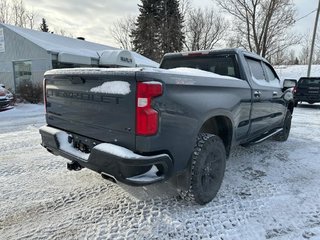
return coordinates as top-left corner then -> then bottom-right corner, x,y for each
43,79 -> 47,112
136,82 -> 163,136
293,86 -> 297,94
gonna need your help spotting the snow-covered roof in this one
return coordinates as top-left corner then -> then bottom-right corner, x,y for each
1,23 -> 116,59
1,23 -> 159,67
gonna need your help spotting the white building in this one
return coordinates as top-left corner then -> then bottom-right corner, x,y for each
0,23 -> 158,92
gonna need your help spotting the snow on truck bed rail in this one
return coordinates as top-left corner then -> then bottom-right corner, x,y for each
45,67 -> 144,75
44,67 -> 239,80
90,81 -> 131,95
166,67 -> 240,80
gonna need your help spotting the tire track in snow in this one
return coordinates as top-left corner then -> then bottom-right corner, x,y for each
1,105 -> 320,239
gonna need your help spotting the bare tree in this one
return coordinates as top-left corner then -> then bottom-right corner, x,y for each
184,8 -> 228,51
217,0 -> 300,59
179,0 -> 191,20
300,35 -> 311,65
110,16 -> 136,50
11,0 -> 27,27
26,9 -> 37,29
52,28 -> 74,37
288,49 -> 296,65
301,33 -> 320,65
271,45 -> 288,65
313,49 -> 320,64
0,0 -> 10,24
0,0 -> 38,29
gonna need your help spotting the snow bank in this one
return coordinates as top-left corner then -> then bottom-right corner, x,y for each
90,81 -> 131,95
274,65 -> 320,81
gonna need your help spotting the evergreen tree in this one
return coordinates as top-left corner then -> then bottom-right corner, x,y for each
40,18 -> 49,32
132,0 -> 184,62
132,0 -> 161,61
159,0 -> 184,56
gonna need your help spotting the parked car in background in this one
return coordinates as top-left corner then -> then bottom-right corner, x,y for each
0,84 -> 14,111
294,77 -> 320,106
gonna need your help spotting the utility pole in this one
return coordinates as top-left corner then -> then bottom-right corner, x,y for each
307,0 -> 320,77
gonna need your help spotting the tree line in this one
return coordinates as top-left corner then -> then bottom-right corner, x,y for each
1,0 -> 319,65
0,0 -> 36,29
110,0 -> 319,65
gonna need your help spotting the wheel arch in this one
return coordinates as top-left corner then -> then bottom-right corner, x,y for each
199,115 -> 233,157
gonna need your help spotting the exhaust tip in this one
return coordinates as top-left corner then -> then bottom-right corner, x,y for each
101,172 -> 117,183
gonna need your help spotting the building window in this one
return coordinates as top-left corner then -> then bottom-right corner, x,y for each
13,61 -> 32,93
52,60 -> 93,69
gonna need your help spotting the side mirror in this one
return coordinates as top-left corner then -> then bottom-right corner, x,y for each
283,79 -> 297,89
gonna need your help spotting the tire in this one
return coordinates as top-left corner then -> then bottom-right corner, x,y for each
183,133 -> 226,205
274,110 -> 292,142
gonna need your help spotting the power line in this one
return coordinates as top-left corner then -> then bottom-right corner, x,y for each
296,9 -> 317,22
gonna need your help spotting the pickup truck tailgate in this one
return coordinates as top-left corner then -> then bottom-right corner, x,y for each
44,70 -> 136,149
295,77 -> 320,102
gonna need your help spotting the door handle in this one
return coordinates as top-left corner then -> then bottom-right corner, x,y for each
273,91 -> 278,97
254,90 -> 261,98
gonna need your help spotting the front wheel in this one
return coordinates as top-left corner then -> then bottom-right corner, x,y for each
183,133 -> 226,205
274,110 -> 292,142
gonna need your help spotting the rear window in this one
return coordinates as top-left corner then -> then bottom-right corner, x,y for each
299,78 -> 320,85
160,54 -> 241,79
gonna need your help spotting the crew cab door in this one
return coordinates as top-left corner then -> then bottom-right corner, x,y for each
261,62 -> 286,127
245,57 -> 276,136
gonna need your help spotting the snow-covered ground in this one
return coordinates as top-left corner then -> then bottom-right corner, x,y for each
1,103 -> 320,240
274,65 -> 320,81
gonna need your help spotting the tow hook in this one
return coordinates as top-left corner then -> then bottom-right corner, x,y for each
67,161 -> 83,171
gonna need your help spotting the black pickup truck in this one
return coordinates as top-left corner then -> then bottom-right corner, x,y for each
293,77 -> 320,106
40,48 -> 296,204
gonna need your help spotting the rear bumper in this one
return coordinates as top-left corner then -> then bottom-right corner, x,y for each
39,126 -> 173,186
294,95 -> 320,103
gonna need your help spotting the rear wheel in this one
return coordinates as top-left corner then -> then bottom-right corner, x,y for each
274,110 -> 292,142
182,133 -> 226,205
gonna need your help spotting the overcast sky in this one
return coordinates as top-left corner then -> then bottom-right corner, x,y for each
23,0 -> 318,50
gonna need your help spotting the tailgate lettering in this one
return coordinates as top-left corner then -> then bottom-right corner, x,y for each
47,89 -> 123,104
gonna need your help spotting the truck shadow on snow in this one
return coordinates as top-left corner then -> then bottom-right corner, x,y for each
112,138 -> 294,205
